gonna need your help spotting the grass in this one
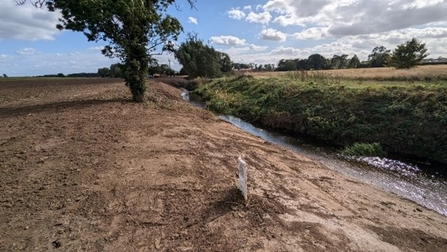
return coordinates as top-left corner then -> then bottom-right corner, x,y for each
342,143 -> 387,157
195,68 -> 447,164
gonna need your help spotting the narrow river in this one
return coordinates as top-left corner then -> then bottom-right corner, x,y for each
183,91 -> 447,217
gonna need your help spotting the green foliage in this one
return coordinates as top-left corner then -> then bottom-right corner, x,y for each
174,33 -> 231,78
66,73 -> 97,77
342,143 -> 386,157
160,64 -> 176,76
110,63 -> 123,78
179,67 -> 188,75
98,63 -> 124,78
277,59 -> 297,71
331,54 -> 348,69
232,63 -> 255,71
277,54 -> 329,71
147,61 -> 175,76
308,54 -> 329,70
347,55 -> 360,68
97,67 -> 111,77
19,0 -> 195,102
197,76 -> 447,164
368,46 -> 390,67
389,38 -> 429,69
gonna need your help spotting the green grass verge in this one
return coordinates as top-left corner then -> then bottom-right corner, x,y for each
196,74 -> 447,164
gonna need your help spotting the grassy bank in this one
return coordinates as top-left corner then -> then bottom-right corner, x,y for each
195,74 -> 447,164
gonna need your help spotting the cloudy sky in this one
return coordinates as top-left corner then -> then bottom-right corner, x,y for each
1,0 -> 447,76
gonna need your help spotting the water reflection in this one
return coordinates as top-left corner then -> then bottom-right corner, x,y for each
219,116 -> 447,217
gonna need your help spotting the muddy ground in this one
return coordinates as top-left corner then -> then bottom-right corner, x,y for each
1,78 -> 447,251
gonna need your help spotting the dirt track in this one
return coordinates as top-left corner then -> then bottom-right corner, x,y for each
1,78 -> 447,251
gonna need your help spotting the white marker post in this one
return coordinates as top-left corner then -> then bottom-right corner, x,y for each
238,156 -> 248,201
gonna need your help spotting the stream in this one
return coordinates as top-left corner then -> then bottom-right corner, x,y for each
182,91 -> 447,217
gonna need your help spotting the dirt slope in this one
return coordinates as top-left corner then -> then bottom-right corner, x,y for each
1,78 -> 447,251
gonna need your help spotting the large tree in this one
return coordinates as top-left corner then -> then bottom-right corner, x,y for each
347,55 -> 360,68
174,33 -> 231,78
308,54 -> 328,70
17,0 -> 195,102
368,46 -> 390,67
277,59 -> 297,71
389,38 -> 429,69
330,54 -> 348,69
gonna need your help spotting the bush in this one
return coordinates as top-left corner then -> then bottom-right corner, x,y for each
342,143 -> 386,157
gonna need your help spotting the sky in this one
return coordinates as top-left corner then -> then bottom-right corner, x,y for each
1,0 -> 447,76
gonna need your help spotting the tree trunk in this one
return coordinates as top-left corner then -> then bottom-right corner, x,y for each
124,44 -> 149,103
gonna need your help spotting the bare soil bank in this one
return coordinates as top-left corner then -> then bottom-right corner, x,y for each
1,78 -> 447,251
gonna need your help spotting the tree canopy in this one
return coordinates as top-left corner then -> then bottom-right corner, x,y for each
308,54 -> 329,70
174,34 -> 232,78
330,54 -> 348,69
368,46 -> 390,67
17,0 -> 195,102
389,38 -> 429,69
347,55 -> 360,68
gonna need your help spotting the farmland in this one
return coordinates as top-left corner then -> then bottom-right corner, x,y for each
249,64 -> 447,81
1,77 -> 447,251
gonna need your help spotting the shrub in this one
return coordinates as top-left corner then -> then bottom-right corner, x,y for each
342,143 -> 387,157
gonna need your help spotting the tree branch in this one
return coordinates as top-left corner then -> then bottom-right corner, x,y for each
15,0 -> 47,8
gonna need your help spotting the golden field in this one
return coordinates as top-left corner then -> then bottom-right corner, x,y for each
247,64 -> 447,81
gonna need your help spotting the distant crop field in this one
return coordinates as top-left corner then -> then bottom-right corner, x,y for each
248,65 -> 447,82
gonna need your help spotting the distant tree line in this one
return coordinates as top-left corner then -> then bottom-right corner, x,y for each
97,63 -> 124,78
98,61 -> 176,78
232,63 -> 275,71
236,38 -> 429,72
36,72 -> 98,77
274,53 -> 362,71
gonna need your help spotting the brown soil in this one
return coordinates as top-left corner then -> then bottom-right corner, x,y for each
1,78 -> 447,252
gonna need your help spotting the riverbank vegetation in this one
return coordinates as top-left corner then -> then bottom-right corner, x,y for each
194,67 -> 447,164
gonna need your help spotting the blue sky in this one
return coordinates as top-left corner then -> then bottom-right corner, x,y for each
1,0 -> 447,76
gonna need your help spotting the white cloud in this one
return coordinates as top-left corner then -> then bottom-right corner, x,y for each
249,44 -> 269,51
227,8 -> 246,20
88,46 -> 105,51
188,17 -> 198,25
270,46 -> 302,56
246,11 -> 272,24
327,1 -> 447,37
16,47 -> 39,55
0,1 -> 61,41
262,0 -> 447,38
293,27 -> 329,40
243,5 -> 252,11
259,28 -> 287,42
209,35 -> 246,46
